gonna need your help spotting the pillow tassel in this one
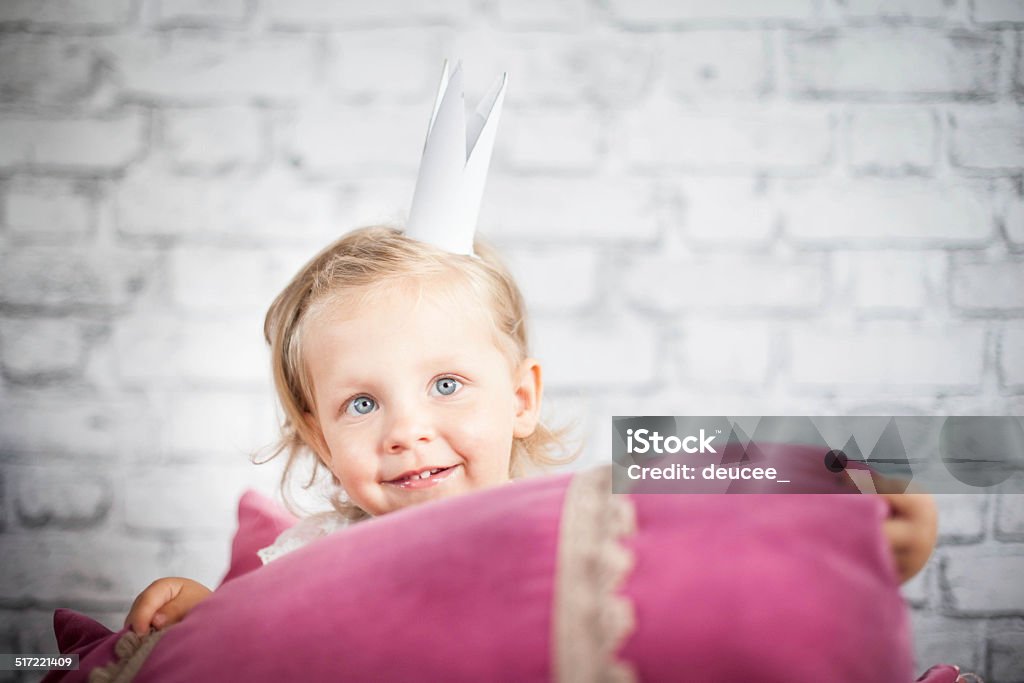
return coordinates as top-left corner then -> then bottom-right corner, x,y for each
88,628 -> 167,683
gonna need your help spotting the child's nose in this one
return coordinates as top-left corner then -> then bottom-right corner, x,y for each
382,405 -> 435,453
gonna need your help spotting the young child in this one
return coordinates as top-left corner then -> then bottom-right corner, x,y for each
122,60 -> 938,637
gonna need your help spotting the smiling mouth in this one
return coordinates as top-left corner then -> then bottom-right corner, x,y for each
384,465 -> 460,489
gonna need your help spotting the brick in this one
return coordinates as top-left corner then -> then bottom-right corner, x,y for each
5,177 -> 93,239
496,0 -> 586,29
125,465 -> 246,531
0,317 -> 85,380
0,532 -> 165,602
846,106 -> 938,174
663,30 -> 772,100
1006,190 -> 1024,247
115,165 -> 336,242
951,257 -> 1024,312
532,315 -> 658,390
162,106 -> 263,168
620,253 -> 826,312
604,0 -> 816,25
0,112 -> 145,171
949,107 -> 1024,170
12,466 -> 112,529
151,0 -> 247,23
159,390 -> 272,456
500,107 -> 603,171
325,30 -> 441,101
786,28 -> 1001,99
448,33 -> 654,107
788,323 -> 986,388
103,33 -> 316,102
1001,326 -> 1024,389
501,246 -> 599,313
113,314 -> 270,387
0,35 -> 96,105
169,245 -> 311,313
831,250 -> 941,311
908,613 -> 984,675
677,177 -> 776,245
0,0 -> 132,27
833,0 -> 955,21
901,564 -> 929,607
0,393 -> 152,457
676,320 -> 772,385
0,246 -> 159,309
290,100 -> 423,172
972,0 -> 1024,24
624,101 -> 832,171
941,547 -> 1024,615
783,178 -> 995,246
996,495 -> 1024,540
989,622 -> 1024,681
480,176 -> 660,244
264,0 -> 470,27
935,494 -> 987,543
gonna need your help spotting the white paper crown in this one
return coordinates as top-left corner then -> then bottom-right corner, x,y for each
405,60 -> 508,256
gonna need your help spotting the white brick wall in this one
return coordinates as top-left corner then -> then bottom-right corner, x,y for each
783,177 -> 995,245
0,0 -> 133,27
0,113 -> 145,171
950,106 -> 1024,170
846,105 -> 938,174
624,101 -> 833,171
6,178 -> 94,240
788,322 -> 987,390
161,106 -> 264,169
786,28 -> 1001,98
0,2 -> 1021,679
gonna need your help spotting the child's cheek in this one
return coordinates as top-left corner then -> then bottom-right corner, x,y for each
454,405 -> 515,476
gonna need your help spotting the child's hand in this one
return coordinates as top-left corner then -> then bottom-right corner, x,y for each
123,577 -> 212,635
877,483 -> 938,583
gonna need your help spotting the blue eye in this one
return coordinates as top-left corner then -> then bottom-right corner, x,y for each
346,396 -> 376,416
433,377 -> 461,396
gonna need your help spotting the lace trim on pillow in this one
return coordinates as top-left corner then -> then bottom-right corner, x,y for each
256,510 -> 350,565
553,465 -> 638,683
88,628 -> 168,683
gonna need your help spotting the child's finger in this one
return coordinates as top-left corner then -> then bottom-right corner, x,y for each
882,516 -> 917,553
879,492 -> 938,528
123,579 -> 183,635
125,596 -> 162,635
153,595 -> 193,629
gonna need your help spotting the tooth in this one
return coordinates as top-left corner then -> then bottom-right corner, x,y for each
419,471 -> 430,479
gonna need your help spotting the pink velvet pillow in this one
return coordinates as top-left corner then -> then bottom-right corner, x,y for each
218,489 -> 297,586
45,468 -> 960,683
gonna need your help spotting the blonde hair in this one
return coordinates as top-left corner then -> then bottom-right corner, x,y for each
257,225 -> 577,520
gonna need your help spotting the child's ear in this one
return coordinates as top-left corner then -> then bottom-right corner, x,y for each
302,411 -> 332,467
512,358 -> 543,439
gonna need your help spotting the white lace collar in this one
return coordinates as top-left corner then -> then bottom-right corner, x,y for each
256,510 -> 351,565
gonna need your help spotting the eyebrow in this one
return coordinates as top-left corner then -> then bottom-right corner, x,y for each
325,354 -> 475,395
